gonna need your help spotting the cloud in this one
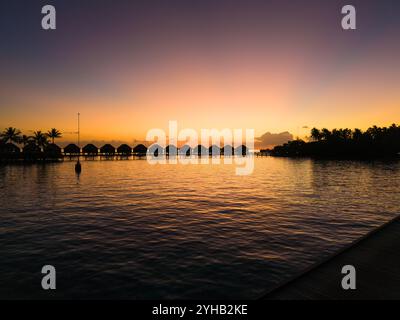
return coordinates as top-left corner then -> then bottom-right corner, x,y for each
255,131 -> 293,148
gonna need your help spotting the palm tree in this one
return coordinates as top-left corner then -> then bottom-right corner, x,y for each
32,131 -> 49,149
367,125 -> 383,141
352,128 -> 363,141
333,128 -> 352,140
321,128 -> 332,141
20,134 -> 32,147
46,128 -> 62,144
1,127 -> 21,144
310,128 -> 322,141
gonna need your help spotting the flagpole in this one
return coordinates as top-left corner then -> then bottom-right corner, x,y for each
78,112 -> 80,147
75,112 -> 82,174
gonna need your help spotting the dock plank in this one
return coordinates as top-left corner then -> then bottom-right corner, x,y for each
264,216 -> 400,300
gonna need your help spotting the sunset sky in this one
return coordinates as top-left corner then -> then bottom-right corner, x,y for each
1,0 -> 399,147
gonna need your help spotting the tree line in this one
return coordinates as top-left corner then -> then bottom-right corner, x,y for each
1,127 -> 62,147
266,124 -> 400,158
0,127 -> 63,160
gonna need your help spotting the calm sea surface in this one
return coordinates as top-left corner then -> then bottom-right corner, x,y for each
1,157 -> 399,299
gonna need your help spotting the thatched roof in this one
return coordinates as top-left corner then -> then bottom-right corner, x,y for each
133,144 -> 147,154
44,143 -> 62,155
44,144 -> 62,159
193,145 -> 208,156
221,145 -> 234,156
179,144 -> 191,156
0,142 -> 20,153
147,144 -> 164,157
64,144 -> 80,154
165,145 -> 177,155
117,144 -> 132,154
100,144 -> 115,154
82,144 -> 98,155
209,145 -> 221,156
23,143 -> 41,154
235,145 -> 248,156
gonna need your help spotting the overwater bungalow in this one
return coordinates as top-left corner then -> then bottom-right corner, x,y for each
100,144 -> 116,156
235,145 -> 248,156
209,145 -> 221,157
147,144 -> 164,157
0,142 -> 20,160
221,145 -> 234,156
132,144 -> 147,156
1,142 -> 20,153
82,144 -> 98,156
165,145 -> 178,157
23,143 -> 42,160
44,143 -> 62,159
64,143 -> 81,155
179,144 -> 191,157
117,144 -> 132,155
133,144 -> 147,156
193,145 -> 208,157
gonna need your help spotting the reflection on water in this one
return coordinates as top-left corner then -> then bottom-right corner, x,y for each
0,158 -> 399,299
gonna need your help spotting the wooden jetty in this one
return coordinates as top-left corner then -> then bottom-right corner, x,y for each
263,215 -> 400,300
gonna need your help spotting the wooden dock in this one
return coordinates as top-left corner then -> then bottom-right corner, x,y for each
263,215 -> 400,300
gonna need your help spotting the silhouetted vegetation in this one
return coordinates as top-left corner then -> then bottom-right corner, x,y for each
47,128 -> 62,144
32,131 -> 49,149
1,127 -> 21,144
268,124 -> 400,158
0,127 -> 62,161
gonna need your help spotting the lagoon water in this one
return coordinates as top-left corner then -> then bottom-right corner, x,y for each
1,157 -> 400,299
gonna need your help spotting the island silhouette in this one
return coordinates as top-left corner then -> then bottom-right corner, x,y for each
260,124 -> 400,158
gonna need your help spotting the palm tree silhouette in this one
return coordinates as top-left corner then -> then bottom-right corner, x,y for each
1,127 -> 21,144
310,128 -> 322,141
46,128 -> 62,144
353,128 -> 363,141
33,131 -> 49,149
20,135 -> 32,147
321,128 -> 332,141
270,124 -> 400,157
